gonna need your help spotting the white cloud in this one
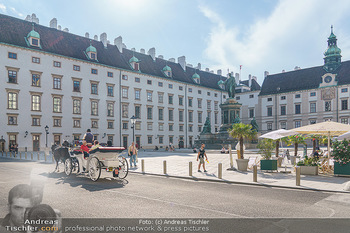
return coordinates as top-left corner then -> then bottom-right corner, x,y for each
200,0 -> 350,82
9,6 -> 23,17
0,3 -> 6,13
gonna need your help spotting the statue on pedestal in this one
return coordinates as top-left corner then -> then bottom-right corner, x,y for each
224,73 -> 237,99
201,117 -> 211,134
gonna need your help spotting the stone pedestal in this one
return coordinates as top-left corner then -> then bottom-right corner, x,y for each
219,98 -> 242,137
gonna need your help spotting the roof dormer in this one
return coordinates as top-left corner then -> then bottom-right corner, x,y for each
129,55 -> 140,71
26,24 -> 41,48
162,65 -> 172,78
86,43 -> 97,60
217,80 -> 225,89
192,72 -> 200,84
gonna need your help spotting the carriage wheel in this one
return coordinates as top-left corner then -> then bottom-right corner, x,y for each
88,157 -> 101,181
118,156 -> 129,179
64,158 -> 73,176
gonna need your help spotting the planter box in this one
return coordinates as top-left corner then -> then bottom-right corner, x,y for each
260,160 -> 278,171
300,166 -> 318,175
236,159 -> 249,171
334,162 -> 350,176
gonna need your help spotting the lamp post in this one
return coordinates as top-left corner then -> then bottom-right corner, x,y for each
45,125 -> 49,148
130,115 -> 136,143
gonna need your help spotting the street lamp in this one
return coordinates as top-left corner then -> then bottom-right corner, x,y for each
130,115 -> 136,143
45,125 -> 49,148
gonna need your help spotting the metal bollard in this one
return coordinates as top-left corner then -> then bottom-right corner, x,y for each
189,161 -> 193,176
25,152 -> 27,160
37,152 -> 39,160
229,144 -> 233,168
141,159 -> 145,173
296,166 -> 301,186
44,152 -> 47,162
253,165 -> 258,182
1,151 -> 3,157
19,152 -> 22,160
218,163 -> 222,179
31,152 -> 33,160
10,152 -> 12,158
163,160 -> 167,174
6,152 -> 8,157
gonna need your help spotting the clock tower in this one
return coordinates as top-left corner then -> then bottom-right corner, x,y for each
323,25 -> 342,73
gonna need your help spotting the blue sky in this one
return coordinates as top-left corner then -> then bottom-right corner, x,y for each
1,0 -> 350,84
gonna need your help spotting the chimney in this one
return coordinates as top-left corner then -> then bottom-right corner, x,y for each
187,64 -> 193,68
294,66 -> 301,70
57,25 -> 61,30
248,74 -> 252,88
147,47 -> 156,60
196,63 -> 201,70
100,33 -> 107,47
169,58 -> 175,62
114,36 -> 123,53
107,40 -> 110,44
235,73 -> 240,85
210,70 -> 214,73
94,35 -> 98,40
217,69 -> 222,75
85,32 -> 89,38
282,69 -> 285,73
50,18 -> 57,29
205,68 -> 209,72
63,28 -> 69,32
158,55 -> 164,59
25,15 -> 31,21
140,48 -> 145,54
264,71 -> 269,78
122,43 -> 127,49
178,56 -> 186,71
131,48 -> 136,52
31,13 -> 39,24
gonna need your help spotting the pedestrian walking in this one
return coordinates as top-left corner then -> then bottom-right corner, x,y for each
128,142 -> 138,168
197,143 -> 208,172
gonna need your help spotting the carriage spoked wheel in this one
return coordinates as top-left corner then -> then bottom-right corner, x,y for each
118,156 -> 129,179
64,158 -> 73,176
88,157 -> 101,181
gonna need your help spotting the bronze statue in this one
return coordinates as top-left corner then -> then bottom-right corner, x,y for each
233,113 -> 240,124
251,117 -> 259,132
201,117 -> 211,134
224,73 -> 237,98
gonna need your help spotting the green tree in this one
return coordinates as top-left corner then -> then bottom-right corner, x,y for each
283,135 -> 307,157
228,123 -> 257,159
257,139 -> 275,159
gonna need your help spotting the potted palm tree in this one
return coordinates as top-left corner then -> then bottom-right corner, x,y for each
257,139 -> 278,171
228,123 -> 257,171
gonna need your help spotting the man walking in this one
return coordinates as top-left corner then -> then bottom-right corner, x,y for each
197,143 -> 208,172
128,142 -> 138,168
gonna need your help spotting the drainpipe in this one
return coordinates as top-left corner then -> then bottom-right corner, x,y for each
185,84 -> 188,148
275,87 -> 280,130
336,86 -> 339,122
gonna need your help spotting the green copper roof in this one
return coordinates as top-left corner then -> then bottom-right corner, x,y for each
27,29 -> 40,39
162,65 -> 172,71
324,46 -> 341,56
129,56 -> 139,63
86,44 -> 97,53
192,72 -> 200,79
217,80 -> 224,85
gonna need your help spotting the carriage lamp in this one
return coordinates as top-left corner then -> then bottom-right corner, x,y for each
130,115 -> 136,143
45,125 -> 49,147
24,131 -> 28,138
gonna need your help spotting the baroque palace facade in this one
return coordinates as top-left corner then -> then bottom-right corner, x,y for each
0,13 -> 230,151
237,26 -> 350,135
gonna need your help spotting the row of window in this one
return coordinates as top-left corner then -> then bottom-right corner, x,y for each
121,105 -> 219,123
266,118 -> 349,131
7,52 -> 114,76
266,90 -> 349,102
266,100 -> 349,116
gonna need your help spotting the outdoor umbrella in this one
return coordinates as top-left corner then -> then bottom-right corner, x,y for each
259,129 -> 299,157
337,131 -> 350,140
291,121 -> 350,158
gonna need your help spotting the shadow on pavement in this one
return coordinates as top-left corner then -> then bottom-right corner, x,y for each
42,171 -> 129,192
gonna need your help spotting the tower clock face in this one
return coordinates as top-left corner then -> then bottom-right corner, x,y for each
325,76 -> 332,83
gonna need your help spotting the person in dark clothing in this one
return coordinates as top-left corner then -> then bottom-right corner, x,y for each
197,144 -> 208,172
83,129 -> 94,146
